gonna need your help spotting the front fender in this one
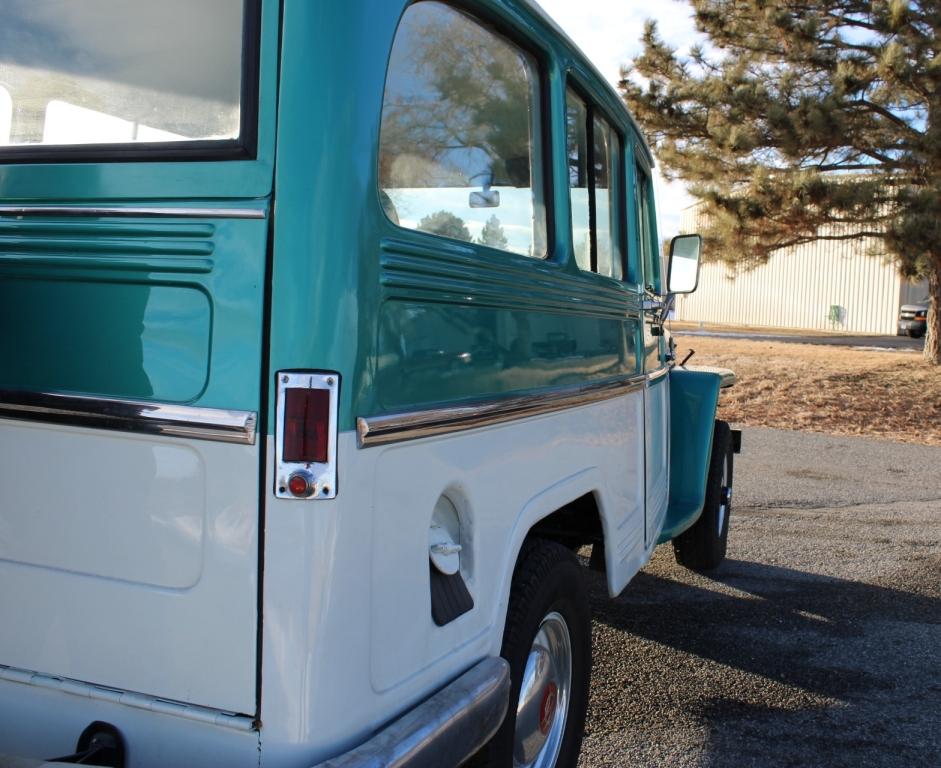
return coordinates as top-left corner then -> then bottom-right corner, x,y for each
657,368 -> 722,544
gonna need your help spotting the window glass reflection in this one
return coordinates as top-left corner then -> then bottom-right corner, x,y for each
0,0 -> 245,149
378,1 -> 546,257
0,87 -> 11,144
635,165 -> 659,291
566,90 -> 591,271
593,115 -> 622,280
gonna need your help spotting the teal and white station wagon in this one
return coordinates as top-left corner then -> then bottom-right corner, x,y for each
0,1 -> 739,766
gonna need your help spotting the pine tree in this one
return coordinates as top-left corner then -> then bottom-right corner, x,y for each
478,214 -> 509,249
417,210 -> 473,242
620,0 -> 941,363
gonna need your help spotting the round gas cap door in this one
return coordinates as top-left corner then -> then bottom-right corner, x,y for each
428,496 -> 462,576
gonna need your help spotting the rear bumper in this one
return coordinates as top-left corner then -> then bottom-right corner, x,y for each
312,657 -> 510,768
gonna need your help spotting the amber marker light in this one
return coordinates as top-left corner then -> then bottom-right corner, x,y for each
287,471 -> 314,498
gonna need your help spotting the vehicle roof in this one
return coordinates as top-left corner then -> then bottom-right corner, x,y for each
516,0 -> 655,167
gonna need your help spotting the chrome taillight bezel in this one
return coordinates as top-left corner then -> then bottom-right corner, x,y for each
274,371 -> 339,500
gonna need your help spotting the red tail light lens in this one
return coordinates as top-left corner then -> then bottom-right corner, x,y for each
283,388 -> 330,463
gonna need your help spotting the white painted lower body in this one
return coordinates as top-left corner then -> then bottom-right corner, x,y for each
0,416 -> 259,764
0,387 -> 665,766
259,387 -> 660,765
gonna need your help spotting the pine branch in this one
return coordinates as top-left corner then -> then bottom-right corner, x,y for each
769,231 -> 887,250
847,99 -> 925,136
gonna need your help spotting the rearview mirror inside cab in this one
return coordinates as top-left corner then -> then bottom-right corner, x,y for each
469,189 -> 501,208
668,234 -> 702,294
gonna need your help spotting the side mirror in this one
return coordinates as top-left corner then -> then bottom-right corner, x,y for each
667,234 -> 702,294
469,189 -> 500,208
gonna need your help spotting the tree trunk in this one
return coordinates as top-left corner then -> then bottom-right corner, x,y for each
925,254 -> 941,365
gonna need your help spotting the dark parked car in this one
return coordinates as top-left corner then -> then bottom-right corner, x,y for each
897,297 -> 929,338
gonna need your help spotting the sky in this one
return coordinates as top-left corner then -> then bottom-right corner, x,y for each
534,0 -> 701,236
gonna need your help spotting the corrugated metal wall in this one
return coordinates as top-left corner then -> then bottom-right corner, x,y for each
675,205 -> 928,335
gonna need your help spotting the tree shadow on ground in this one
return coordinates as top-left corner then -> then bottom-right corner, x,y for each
586,557 -> 941,767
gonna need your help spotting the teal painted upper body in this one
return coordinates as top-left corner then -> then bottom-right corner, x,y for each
269,0 -> 660,432
658,368 -> 723,544
0,0 -> 664,433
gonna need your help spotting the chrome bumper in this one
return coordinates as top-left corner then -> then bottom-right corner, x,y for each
312,657 -> 510,768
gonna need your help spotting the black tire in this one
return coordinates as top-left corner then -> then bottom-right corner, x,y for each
673,420 -> 733,571
471,539 -> 591,768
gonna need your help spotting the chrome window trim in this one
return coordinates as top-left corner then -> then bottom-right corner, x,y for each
0,206 -> 265,220
0,390 -> 257,445
646,365 -> 671,383
357,373 -> 648,448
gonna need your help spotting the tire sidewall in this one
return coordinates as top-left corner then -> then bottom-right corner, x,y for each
705,422 -> 733,560
673,420 -> 733,570
487,543 -> 591,768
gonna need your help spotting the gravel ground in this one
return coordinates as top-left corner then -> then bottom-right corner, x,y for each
670,337 -> 941,446
673,327 -> 923,352
578,427 -> 941,768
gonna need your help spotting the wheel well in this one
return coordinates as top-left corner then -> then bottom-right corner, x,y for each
527,493 -> 605,572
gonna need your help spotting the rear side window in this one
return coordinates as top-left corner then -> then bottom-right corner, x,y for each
566,87 -> 624,279
593,115 -> 622,280
0,0 -> 256,157
379,1 -> 547,258
566,91 -> 591,271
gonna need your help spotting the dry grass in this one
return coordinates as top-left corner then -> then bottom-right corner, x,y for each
674,335 -> 941,446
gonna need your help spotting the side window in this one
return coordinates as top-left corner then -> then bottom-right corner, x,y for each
565,87 -> 624,279
565,91 -> 590,271
0,86 -> 11,144
634,163 -> 659,292
378,1 -> 547,258
593,115 -> 622,280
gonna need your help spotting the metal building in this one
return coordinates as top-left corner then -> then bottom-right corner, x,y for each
674,204 -> 929,335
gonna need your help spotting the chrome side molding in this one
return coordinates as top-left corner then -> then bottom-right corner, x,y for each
0,205 -> 265,220
0,390 -> 257,446
357,374 -> 647,448
0,664 -> 256,731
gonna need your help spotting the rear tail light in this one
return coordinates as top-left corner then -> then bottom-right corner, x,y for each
283,388 -> 330,463
275,372 -> 339,500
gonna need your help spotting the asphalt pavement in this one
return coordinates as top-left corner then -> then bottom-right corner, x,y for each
578,427 -> 941,768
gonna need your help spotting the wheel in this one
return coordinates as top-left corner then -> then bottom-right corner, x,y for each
472,539 -> 591,768
673,420 -> 733,571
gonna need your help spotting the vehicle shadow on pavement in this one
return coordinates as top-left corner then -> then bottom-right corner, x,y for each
586,556 -> 941,767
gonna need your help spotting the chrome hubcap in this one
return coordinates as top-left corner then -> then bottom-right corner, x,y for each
513,612 -> 572,768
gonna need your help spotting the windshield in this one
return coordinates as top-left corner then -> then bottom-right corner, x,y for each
0,0 -> 253,156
